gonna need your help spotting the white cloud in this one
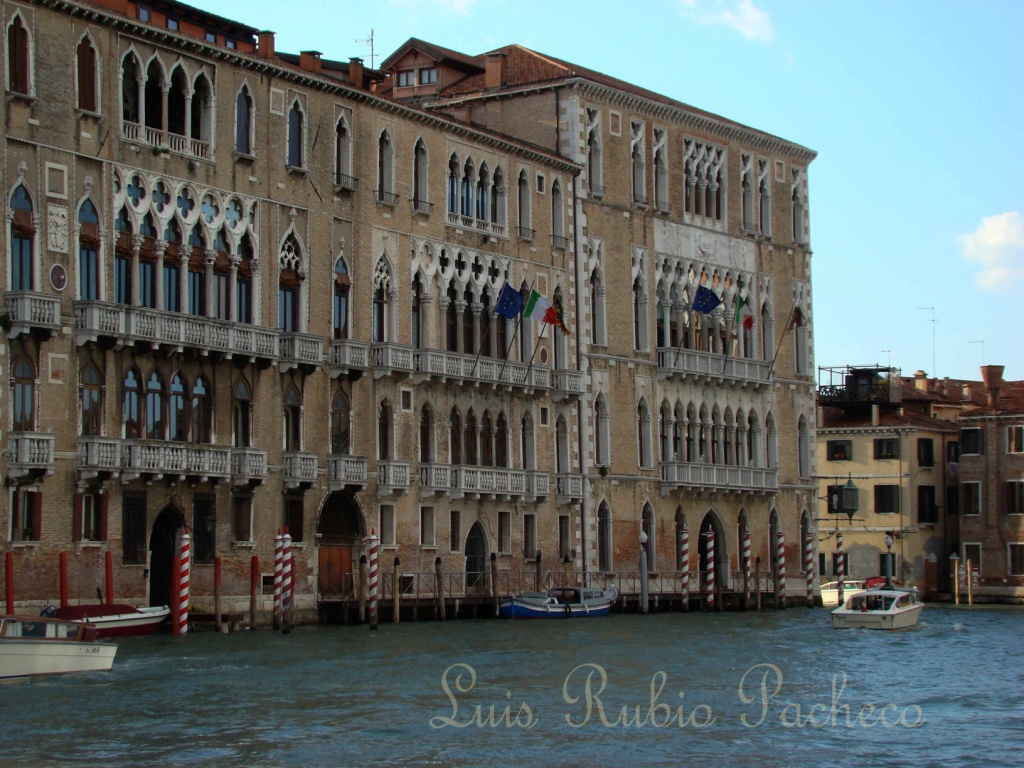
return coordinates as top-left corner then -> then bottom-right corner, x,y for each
959,211 -> 1024,293
678,0 -> 774,43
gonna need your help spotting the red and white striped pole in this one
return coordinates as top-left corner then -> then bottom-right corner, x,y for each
272,530 -> 283,630
804,529 -> 814,607
281,530 -> 293,633
367,528 -> 379,631
836,532 -> 845,604
177,528 -> 191,635
705,528 -> 715,610
743,528 -> 752,606
776,529 -> 786,607
679,528 -> 689,610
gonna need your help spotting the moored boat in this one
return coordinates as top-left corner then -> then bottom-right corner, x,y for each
499,586 -> 617,618
50,604 -> 170,638
831,587 -> 924,630
0,615 -> 117,681
819,580 -> 866,608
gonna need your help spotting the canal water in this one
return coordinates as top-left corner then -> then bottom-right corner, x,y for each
2,606 -> 1022,767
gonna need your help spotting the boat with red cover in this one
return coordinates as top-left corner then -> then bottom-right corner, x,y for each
51,604 -> 170,638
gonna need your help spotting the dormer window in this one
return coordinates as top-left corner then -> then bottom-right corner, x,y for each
397,70 -> 415,87
419,67 -> 438,84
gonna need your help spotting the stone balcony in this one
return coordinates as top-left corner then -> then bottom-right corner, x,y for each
551,369 -> 584,401
5,291 -> 61,339
77,436 -> 123,482
420,463 -> 529,499
377,460 -> 411,497
120,441 -> 234,484
283,451 -> 318,489
556,473 -> 584,505
329,339 -> 370,378
371,343 -> 415,379
659,460 -> 778,495
121,121 -> 210,160
231,448 -> 268,487
524,470 -> 550,501
278,333 -> 324,373
327,455 -> 369,491
412,349 -> 551,393
7,432 -> 55,480
75,301 -> 278,364
656,347 -> 770,390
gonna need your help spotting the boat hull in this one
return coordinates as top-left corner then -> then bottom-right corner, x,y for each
0,640 -> 117,680
831,603 -> 924,630
500,599 -> 614,619
54,605 -> 170,638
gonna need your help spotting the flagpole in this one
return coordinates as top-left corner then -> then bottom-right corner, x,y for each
523,320 -> 549,389
496,280 -> 535,386
469,288 -> 499,379
767,303 -> 799,379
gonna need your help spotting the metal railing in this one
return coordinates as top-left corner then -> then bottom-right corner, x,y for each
660,461 -> 778,492
657,347 -> 770,387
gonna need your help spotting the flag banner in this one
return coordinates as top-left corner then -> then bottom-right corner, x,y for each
734,295 -> 754,329
692,285 -> 722,314
553,292 -> 572,336
524,290 -> 559,325
495,282 -> 523,319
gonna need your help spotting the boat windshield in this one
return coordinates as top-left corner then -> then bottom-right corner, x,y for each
0,618 -> 80,640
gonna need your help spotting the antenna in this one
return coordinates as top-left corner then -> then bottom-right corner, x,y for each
970,340 -> 985,367
917,307 -> 936,375
882,349 -> 891,369
356,28 -> 378,69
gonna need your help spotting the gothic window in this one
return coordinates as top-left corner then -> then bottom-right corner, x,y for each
144,59 -> 164,132
335,115 -> 352,186
278,234 -> 302,332
11,357 -> 35,432
449,408 -> 462,464
637,398 -> 652,468
419,404 -> 434,463
445,283 -> 458,352
372,259 -> 392,343
168,374 -> 186,441
462,284 -> 475,354
167,66 -> 187,136
236,234 -> 253,323
653,128 -> 668,211
598,502 -> 612,572
595,394 -> 610,466
191,376 -> 211,444
414,139 -> 429,211
521,412 -> 535,470
377,130 -> 394,202
630,120 -> 646,204
491,166 -> 505,225
378,400 -> 393,460
481,411 -> 494,467
586,108 -> 603,196
632,276 -> 648,350
76,35 -> 98,112
460,158 -> 474,217
590,267 -> 606,346
144,371 -> 165,440
555,416 -> 569,475
334,256 -> 350,340
758,160 -> 771,237
517,170 -> 531,236
235,85 -> 253,155
287,100 -> 304,168
7,13 -> 31,96
80,363 -> 103,436
495,413 -> 509,468
741,154 -> 754,230
331,389 -> 351,455
121,53 -> 141,125
9,184 -> 34,292
660,402 -> 672,461
792,169 -> 806,244
232,379 -> 252,447
797,415 -> 809,478
122,368 -> 142,439
447,154 -> 459,214
283,384 -> 302,452
190,72 -> 213,147
551,180 -> 564,244
476,163 -> 490,220
464,409 -> 478,466
480,287 -> 493,357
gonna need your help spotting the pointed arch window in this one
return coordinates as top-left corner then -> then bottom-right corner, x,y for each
637,399 -> 652,468
464,409 -> 478,466
481,412 -> 494,467
77,35 -> 98,112
333,257 -> 350,340
590,267 -> 606,346
412,273 -> 425,349
335,116 -> 352,186
653,128 -> 668,211
595,395 -> 610,466
598,503 -> 612,572
144,60 -> 164,132
378,400 -> 393,460
586,109 -> 603,196
122,368 -> 142,439
632,276 -> 648,351
191,376 -> 211,444
797,415 -> 809,478
377,131 -> 394,203
551,180 -> 564,245
12,357 -> 35,432
167,66 -> 187,137
495,413 -> 508,468
7,14 -> 31,96
517,170 -> 531,237
413,139 -> 429,212
237,234 -> 253,324
283,384 -> 302,452
331,389 -> 351,455
279,234 -> 302,332
10,184 -> 35,292
447,154 -> 459,214
491,167 -> 505,225
521,412 -> 535,470
235,85 -> 253,155
449,408 -> 462,465
121,53 -> 141,125
460,159 -> 474,217
168,374 -> 187,441
191,72 -> 213,148
476,164 -> 490,221
419,405 -> 434,463
445,283 -> 458,352
232,379 -> 252,447
372,259 -> 392,343
80,363 -> 103,436
144,372 -> 165,440
759,167 -> 771,237
462,285 -> 475,354
287,100 -> 304,168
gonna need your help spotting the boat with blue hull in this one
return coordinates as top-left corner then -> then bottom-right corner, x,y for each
499,586 -> 618,618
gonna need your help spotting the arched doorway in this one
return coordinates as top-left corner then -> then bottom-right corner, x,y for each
465,521 -> 488,590
698,510 -> 728,594
317,491 -> 364,598
149,505 -> 185,608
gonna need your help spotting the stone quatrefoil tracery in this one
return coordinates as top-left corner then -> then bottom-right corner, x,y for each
410,240 -> 513,302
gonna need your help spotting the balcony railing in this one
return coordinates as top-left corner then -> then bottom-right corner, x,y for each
660,460 -> 778,493
75,302 -> 279,361
657,347 -> 770,388
588,182 -> 605,198
632,192 -> 648,206
377,460 -> 411,496
329,339 -> 370,377
517,226 -> 535,241
8,432 -> 55,478
283,452 -> 318,487
552,369 -> 584,401
278,332 -> 323,371
413,349 -> 550,391
335,173 -> 358,191
232,448 -> 268,486
328,455 -> 369,490
121,121 -> 210,161
556,473 -> 584,503
377,189 -> 398,206
78,437 -> 123,477
5,291 -> 61,337
550,234 -> 568,249
420,463 -> 456,496
489,222 -> 506,237
371,343 -> 415,379
525,471 -> 550,499
447,211 -> 460,226
411,199 -> 432,215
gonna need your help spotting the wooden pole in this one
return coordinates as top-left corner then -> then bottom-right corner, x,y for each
5,551 -> 14,615
534,550 -> 542,591
435,556 -> 446,621
59,552 -> 69,608
358,555 -> 367,623
393,557 -> 401,623
967,558 -> 974,606
755,557 -> 762,611
490,553 -> 499,617
250,555 -> 259,629
105,550 -> 114,605
214,556 -> 223,633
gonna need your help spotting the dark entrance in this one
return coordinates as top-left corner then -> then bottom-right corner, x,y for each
698,512 -> 727,594
149,505 -> 185,608
317,491 -> 364,599
465,522 -> 487,590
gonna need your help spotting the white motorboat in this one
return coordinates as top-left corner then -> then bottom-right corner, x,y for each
500,586 -> 618,618
820,580 -> 866,608
831,587 -> 924,630
0,615 -> 117,681
51,604 -> 170,638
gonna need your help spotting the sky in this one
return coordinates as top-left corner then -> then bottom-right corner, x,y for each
198,0 -> 1024,382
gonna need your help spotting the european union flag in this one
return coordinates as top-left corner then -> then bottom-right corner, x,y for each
495,282 -> 523,318
692,285 -> 722,314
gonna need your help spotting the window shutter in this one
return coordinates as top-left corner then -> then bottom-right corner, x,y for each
98,494 -> 109,541
72,493 -> 83,542
29,491 -> 43,541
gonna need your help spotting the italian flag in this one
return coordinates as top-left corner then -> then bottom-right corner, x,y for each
734,295 -> 754,329
524,290 -> 559,325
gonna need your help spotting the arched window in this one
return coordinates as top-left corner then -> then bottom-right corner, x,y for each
283,384 -> 302,451
449,408 -> 462,465
476,163 -> 490,221
445,283 -> 458,352
653,129 -> 668,211
419,404 -> 433,463
331,390 -> 350,455
411,273 -> 424,349
377,131 -> 394,202
797,415 -> 809,478
122,368 -> 142,439
235,85 -> 253,155
7,14 -> 31,96
517,170 -> 531,236
521,412 -> 535,470
555,416 -> 569,475
12,357 -> 35,432
168,374 -> 186,441
480,287 -> 493,358
378,400 -> 392,460
490,167 -> 505,225
121,53 -> 141,125
144,59 -> 164,132
76,35 -> 98,112
551,180 -> 564,244
80,363 -> 103,436
333,257 -> 350,340
372,259 -> 392,343
598,502 -> 612,572
144,372 -> 165,440
637,399 -> 652,468
191,376 -> 211,444
595,394 -> 610,466
9,185 -> 34,292
480,412 -> 493,467
167,66 -> 187,136
495,413 -> 509,468
191,72 -> 213,147
279,234 -> 302,332
630,120 -> 645,204
759,169 -> 771,236
464,409 -> 478,466
792,174 -> 806,244
642,504 -> 655,571
232,379 -> 252,447
287,100 -> 304,168
590,267 -> 605,346
237,234 -> 253,324
461,284 -> 475,354
586,109 -> 603,196
413,139 -> 429,211
78,200 -> 100,300
447,154 -> 459,214
741,158 -> 754,230
632,277 -> 648,350
335,116 -> 352,186
660,402 -> 672,461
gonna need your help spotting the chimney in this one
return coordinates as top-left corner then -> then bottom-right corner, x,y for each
913,370 -> 928,393
299,50 -> 322,75
980,364 -> 1005,408
348,57 -> 364,90
257,30 -> 275,59
871,404 -> 879,427
485,52 -> 507,89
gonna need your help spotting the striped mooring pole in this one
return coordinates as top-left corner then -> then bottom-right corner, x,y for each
776,529 -> 786,607
704,528 -> 715,610
367,528 -> 379,631
177,528 -> 191,635
272,530 -> 283,630
679,527 -> 689,610
281,530 -> 293,633
836,532 -> 845,605
743,528 -> 752,607
804,530 -> 814,607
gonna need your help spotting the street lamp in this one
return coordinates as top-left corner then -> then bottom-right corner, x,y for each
831,474 -> 860,522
